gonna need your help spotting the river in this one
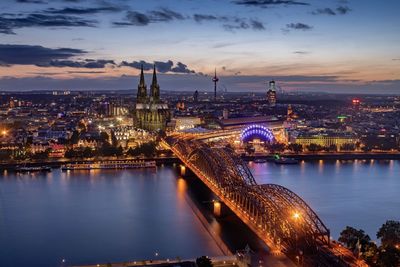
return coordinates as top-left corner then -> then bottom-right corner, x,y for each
0,160 -> 399,266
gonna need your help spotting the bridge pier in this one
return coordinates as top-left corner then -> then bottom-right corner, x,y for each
213,200 -> 222,217
179,164 -> 186,176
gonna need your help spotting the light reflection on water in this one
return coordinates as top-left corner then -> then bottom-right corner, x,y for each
0,168 -> 223,267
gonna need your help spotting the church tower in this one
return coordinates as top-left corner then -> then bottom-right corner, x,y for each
137,65 -> 147,103
134,63 -> 170,132
150,65 -> 160,103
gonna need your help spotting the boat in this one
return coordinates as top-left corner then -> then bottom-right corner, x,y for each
15,166 -> 52,172
254,158 -> 267,163
61,160 -> 156,171
274,157 -> 299,165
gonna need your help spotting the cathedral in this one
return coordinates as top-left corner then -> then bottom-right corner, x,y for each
134,65 -> 170,132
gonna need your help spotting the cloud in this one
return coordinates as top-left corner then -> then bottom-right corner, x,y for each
148,8 -> 184,22
293,51 -> 309,54
286,22 -> 313,31
113,8 -> 184,26
193,13 -> 265,31
38,59 -> 115,68
171,62 -> 195,74
312,6 -> 351,15
120,60 -> 154,70
0,44 -> 115,69
336,6 -> 351,14
120,60 -> 195,74
312,8 -> 336,15
44,7 -> 121,15
16,0 -> 46,3
115,9 -> 265,31
250,19 -> 265,30
0,13 -> 96,34
233,0 -> 310,8
0,44 -> 86,65
193,14 -> 222,23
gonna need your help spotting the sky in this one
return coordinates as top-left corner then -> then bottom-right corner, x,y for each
0,0 -> 399,93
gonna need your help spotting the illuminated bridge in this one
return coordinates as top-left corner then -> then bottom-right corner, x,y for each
163,137 -> 366,267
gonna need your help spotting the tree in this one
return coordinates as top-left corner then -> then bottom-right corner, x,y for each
196,256 -> 212,267
0,150 -> 12,161
287,143 -> 303,153
363,242 -> 378,266
267,142 -> 285,153
99,131 -> 110,143
69,130 -> 80,145
341,143 -> 356,151
306,143 -> 323,152
377,220 -> 400,248
82,147 -> 96,158
324,144 -> 337,152
375,245 -> 400,267
338,226 -> 371,251
140,142 -> 156,158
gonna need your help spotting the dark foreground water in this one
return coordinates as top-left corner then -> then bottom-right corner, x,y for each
0,160 -> 399,267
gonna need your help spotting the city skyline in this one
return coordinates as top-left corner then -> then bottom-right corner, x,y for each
0,0 -> 399,93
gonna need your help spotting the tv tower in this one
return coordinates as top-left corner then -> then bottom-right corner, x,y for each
212,68 -> 219,101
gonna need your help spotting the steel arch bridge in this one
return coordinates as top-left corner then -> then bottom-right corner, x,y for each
164,137 -> 366,267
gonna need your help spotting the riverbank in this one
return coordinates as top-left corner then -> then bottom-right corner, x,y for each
1,152 -> 400,171
0,157 -> 180,170
244,152 -> 400,161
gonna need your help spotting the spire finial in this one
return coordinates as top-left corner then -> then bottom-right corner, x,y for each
152,64 -> 157,85
139,64 -> 145,86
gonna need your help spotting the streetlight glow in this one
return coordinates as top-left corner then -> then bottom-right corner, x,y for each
293,212 -> 301,220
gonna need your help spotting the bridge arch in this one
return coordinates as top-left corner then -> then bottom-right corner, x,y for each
241,124 -> 274,142
166,138 -> 363,266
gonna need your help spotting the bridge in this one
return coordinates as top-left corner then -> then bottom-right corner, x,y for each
163,137 -> 366,267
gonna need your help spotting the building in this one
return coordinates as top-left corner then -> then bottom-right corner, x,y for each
267,80 -> 277,107
134,65 -> 170,131
294,132 -> 359,149
172,116 -> 202,131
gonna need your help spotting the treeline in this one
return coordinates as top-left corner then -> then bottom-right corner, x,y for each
245,142 -> 399,154
338,220 -> 400,266
64,142 -> 157,159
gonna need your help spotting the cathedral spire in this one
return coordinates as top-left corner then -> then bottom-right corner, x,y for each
151,64 -> 158,86
150,64 -> 160,102
139,64 -> 145,87
137,64 -> 147,103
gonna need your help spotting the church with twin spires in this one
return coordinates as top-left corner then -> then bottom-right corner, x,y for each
134,65 -> 170,132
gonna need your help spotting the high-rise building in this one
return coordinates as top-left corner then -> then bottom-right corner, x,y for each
193,90 -> 199,103
134,65 -> 170,131
267,80 -> 277,107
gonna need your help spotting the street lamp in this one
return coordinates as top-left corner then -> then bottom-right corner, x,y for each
293,212 -> 300,220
